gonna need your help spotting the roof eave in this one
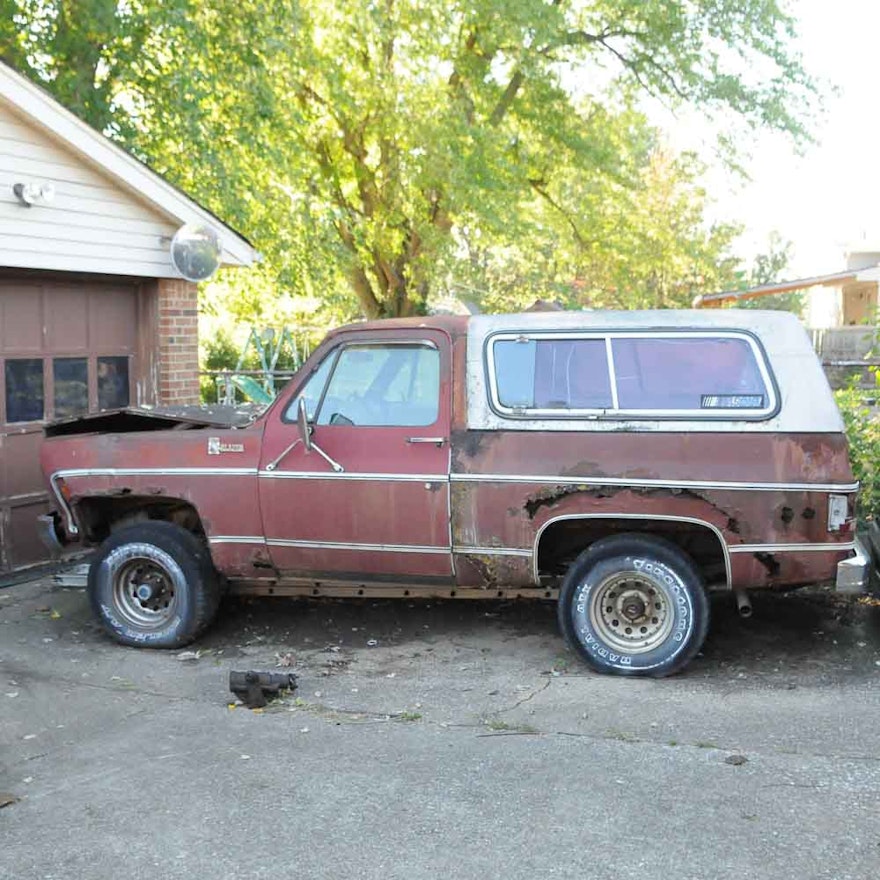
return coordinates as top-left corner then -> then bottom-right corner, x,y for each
694,270 -> 861,308
0,61 -> 257,268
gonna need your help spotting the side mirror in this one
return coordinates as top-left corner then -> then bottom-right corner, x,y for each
296,396 -> 312,452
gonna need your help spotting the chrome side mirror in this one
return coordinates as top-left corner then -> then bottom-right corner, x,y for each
297,396 -> 312,452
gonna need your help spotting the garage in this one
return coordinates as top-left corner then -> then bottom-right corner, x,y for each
0,61 -> 257,576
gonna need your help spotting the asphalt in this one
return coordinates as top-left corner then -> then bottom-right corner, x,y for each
2,578 -> 880,879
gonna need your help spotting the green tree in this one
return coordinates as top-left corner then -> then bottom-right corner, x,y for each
453,147 -> 742,312
735,233 -> 804,313
0,1 -> 819,319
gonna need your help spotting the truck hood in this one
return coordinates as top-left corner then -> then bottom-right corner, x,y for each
44,405 -> 262,438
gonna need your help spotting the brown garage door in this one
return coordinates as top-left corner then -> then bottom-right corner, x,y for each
0,276 -> 139,574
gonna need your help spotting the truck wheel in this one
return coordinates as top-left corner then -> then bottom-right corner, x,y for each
88,521 -> 220,648
557,534 -> 709,677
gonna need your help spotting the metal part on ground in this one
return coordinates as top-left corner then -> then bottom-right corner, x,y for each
229,670 -> 298,709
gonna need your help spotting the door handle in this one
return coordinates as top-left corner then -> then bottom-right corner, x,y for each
406,437 -> 446,447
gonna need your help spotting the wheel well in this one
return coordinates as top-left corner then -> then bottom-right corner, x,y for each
74,495 -> 206,544
536,517 -> 729,588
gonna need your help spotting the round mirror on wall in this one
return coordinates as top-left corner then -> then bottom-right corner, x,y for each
170,223 -> 221,281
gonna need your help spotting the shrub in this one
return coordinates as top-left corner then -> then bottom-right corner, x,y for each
835,385 -> 880,523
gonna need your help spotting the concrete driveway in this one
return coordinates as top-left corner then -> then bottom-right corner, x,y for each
2,577 -> 879,879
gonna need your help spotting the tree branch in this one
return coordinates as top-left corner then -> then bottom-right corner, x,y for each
489,69 -> 525,126
528,178 -> 591,251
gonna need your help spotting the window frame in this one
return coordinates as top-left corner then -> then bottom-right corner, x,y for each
281,339 -> 441,428
3,357 -> 46,425
484,329 -> 780,421
52,356 -> 90,420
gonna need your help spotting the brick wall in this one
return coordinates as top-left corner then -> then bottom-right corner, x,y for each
156,278 -> 200,405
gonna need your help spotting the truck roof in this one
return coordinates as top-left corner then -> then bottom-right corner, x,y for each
465,309 -> 842,433
327,309 -> 840,433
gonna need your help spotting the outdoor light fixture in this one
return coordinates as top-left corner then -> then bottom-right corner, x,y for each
12,180 -> 55,207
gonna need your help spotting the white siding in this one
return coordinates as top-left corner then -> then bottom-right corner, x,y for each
0,99 -> 182,278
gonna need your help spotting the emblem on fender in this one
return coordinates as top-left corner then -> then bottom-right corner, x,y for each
207,436 -> 245,455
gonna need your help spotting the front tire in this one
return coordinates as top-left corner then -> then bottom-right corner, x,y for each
88,521 -> 220,648
557,534 -> 709,677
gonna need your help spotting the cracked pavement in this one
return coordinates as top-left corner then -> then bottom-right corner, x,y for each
2,578 -> 880,879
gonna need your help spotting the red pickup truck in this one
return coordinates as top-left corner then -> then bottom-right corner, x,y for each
39,310 -> 868,676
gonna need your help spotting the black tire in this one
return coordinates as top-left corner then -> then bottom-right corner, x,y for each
88,521 -> 221,648
557,534 -> 710,678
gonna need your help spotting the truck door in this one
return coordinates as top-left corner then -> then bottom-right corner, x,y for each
258,329 -> 452,581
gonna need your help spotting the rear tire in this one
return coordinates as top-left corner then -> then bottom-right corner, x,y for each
88,521 -> 220,648
557,534 -> 709,677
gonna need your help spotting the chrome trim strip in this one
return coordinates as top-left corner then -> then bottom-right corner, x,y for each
454,546 -> 533,557
265,538 -> 450,554
258,470 -> 448,482
605,336 -> 619,410
49,467 -> 259,535
728,542 -> 856,554
211,538 -> 531,557
451,473 -> 859,493
209,536 -> 266,545
55,467 -> 258,478
532,513 -> 732,589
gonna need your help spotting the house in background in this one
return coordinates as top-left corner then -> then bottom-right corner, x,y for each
695,248 -> 880,361
0,60 -> 258,575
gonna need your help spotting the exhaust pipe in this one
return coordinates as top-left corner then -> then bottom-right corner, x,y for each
735,590 -> 752,619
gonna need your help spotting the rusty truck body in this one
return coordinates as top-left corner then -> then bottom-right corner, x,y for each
39,310 -> 869,676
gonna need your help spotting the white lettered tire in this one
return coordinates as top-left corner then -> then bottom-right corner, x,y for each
557,534 -> 710,677
88,521 -> 220,648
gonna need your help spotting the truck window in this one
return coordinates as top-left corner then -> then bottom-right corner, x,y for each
488,331 -> 775,418
612,336 -> 769,412
288,352 -> 337,421
296,343 -> 439,427
493,338 -> 612,410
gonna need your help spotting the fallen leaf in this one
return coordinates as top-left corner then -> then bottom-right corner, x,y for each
49,609 -> 61,620
0,793 -> 20,809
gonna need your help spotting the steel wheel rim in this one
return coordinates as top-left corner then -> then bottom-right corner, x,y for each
112,554 -> 180,629
587,571 -> 674,654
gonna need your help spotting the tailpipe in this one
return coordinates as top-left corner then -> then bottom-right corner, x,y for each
735,590 -> 752,619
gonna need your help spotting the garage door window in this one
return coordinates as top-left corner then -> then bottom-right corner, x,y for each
98,356 -> 130,410
5,358 -> 44,423
53,358 -> 88,419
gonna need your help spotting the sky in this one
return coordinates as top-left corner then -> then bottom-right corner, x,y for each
657,0 -> 879,278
